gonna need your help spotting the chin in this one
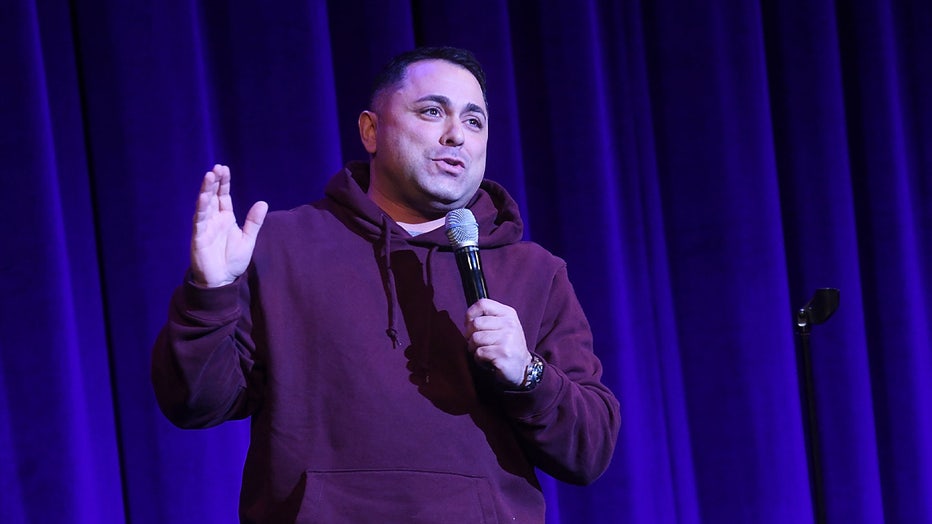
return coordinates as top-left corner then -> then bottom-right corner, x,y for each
428,183 -> 480,207
419,190 -> 467,210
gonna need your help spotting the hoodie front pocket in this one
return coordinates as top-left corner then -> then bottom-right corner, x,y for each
296,468 -> 497,523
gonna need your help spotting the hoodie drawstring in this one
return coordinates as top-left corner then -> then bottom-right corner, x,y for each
380,214 -> 401,348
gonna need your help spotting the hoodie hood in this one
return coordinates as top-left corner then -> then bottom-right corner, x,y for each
324,161 -> 524,250
322,161 -> 524,348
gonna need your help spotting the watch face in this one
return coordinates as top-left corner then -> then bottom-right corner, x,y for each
523,356 -> 544,390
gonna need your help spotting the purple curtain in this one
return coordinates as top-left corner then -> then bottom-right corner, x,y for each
3,0 -> 929,522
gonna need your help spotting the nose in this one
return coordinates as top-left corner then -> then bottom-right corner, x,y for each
441,118 -> 465,147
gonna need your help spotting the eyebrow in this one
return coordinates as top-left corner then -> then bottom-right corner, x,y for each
415,95 -> 487,120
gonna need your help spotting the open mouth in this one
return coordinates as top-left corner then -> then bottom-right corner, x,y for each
436,157 -> 465,168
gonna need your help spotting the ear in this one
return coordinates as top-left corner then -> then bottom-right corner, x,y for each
358,111 -> 378,154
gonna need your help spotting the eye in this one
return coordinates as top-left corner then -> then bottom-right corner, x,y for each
421,107 -> 442,118
465,117 -> 484,130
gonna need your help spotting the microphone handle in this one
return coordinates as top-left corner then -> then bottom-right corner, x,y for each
455,245 -> 488,305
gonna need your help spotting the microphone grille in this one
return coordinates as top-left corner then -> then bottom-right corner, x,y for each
445,208 -> 479,249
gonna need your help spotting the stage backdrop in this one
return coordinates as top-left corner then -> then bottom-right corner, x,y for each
2,0 -> 930,522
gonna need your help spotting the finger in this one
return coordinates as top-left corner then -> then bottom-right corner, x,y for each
472,346 -> 493,364
216,165 -> 235,212
473,344 -> 506,362
194,170 -> 220,222
470,330 -> 501,349
201,168 -> 217,190
199,169 -> 219,199
472,346 -> 508,375
242,201 -> 269,241
470,298 -> 514,319
466,299 -> 495,322
471,314 -> 508,332
214,164 -> 230,195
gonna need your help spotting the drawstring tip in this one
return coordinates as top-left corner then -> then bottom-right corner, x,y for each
386,328 -> 400,348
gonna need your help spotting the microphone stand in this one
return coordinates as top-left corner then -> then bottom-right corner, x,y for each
794,288 -> 840,524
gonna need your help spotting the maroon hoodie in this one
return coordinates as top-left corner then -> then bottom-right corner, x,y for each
152,162 -> 620,523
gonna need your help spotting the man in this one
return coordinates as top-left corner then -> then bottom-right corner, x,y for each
152,47 -> 619,523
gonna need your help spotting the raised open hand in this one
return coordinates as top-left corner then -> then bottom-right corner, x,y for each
190,164 -> 268,287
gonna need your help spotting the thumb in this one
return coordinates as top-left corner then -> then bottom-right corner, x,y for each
242,201 -> 269,241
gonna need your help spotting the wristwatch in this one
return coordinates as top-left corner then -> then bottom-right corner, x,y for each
519,355 -> 545,391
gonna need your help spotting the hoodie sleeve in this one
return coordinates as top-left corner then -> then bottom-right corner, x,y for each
499,265 -> 621,485
150,272 -> 262,429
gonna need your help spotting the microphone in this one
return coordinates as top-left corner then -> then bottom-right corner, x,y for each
445,208 -> 488,305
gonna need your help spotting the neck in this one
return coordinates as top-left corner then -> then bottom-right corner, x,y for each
366,173 -> 444,224
367,192 -> 436,224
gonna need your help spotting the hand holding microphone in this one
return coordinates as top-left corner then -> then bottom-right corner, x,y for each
445,208 -> 488,305
445,209 -> 540,390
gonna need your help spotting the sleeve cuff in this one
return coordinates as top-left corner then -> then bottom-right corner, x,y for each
499,359 -> 565,421
175,273 -> 245,322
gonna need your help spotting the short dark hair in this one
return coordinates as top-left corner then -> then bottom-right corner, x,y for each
369,46 -> 488,111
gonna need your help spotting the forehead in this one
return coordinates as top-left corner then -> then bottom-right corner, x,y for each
390,60 -> 486,111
